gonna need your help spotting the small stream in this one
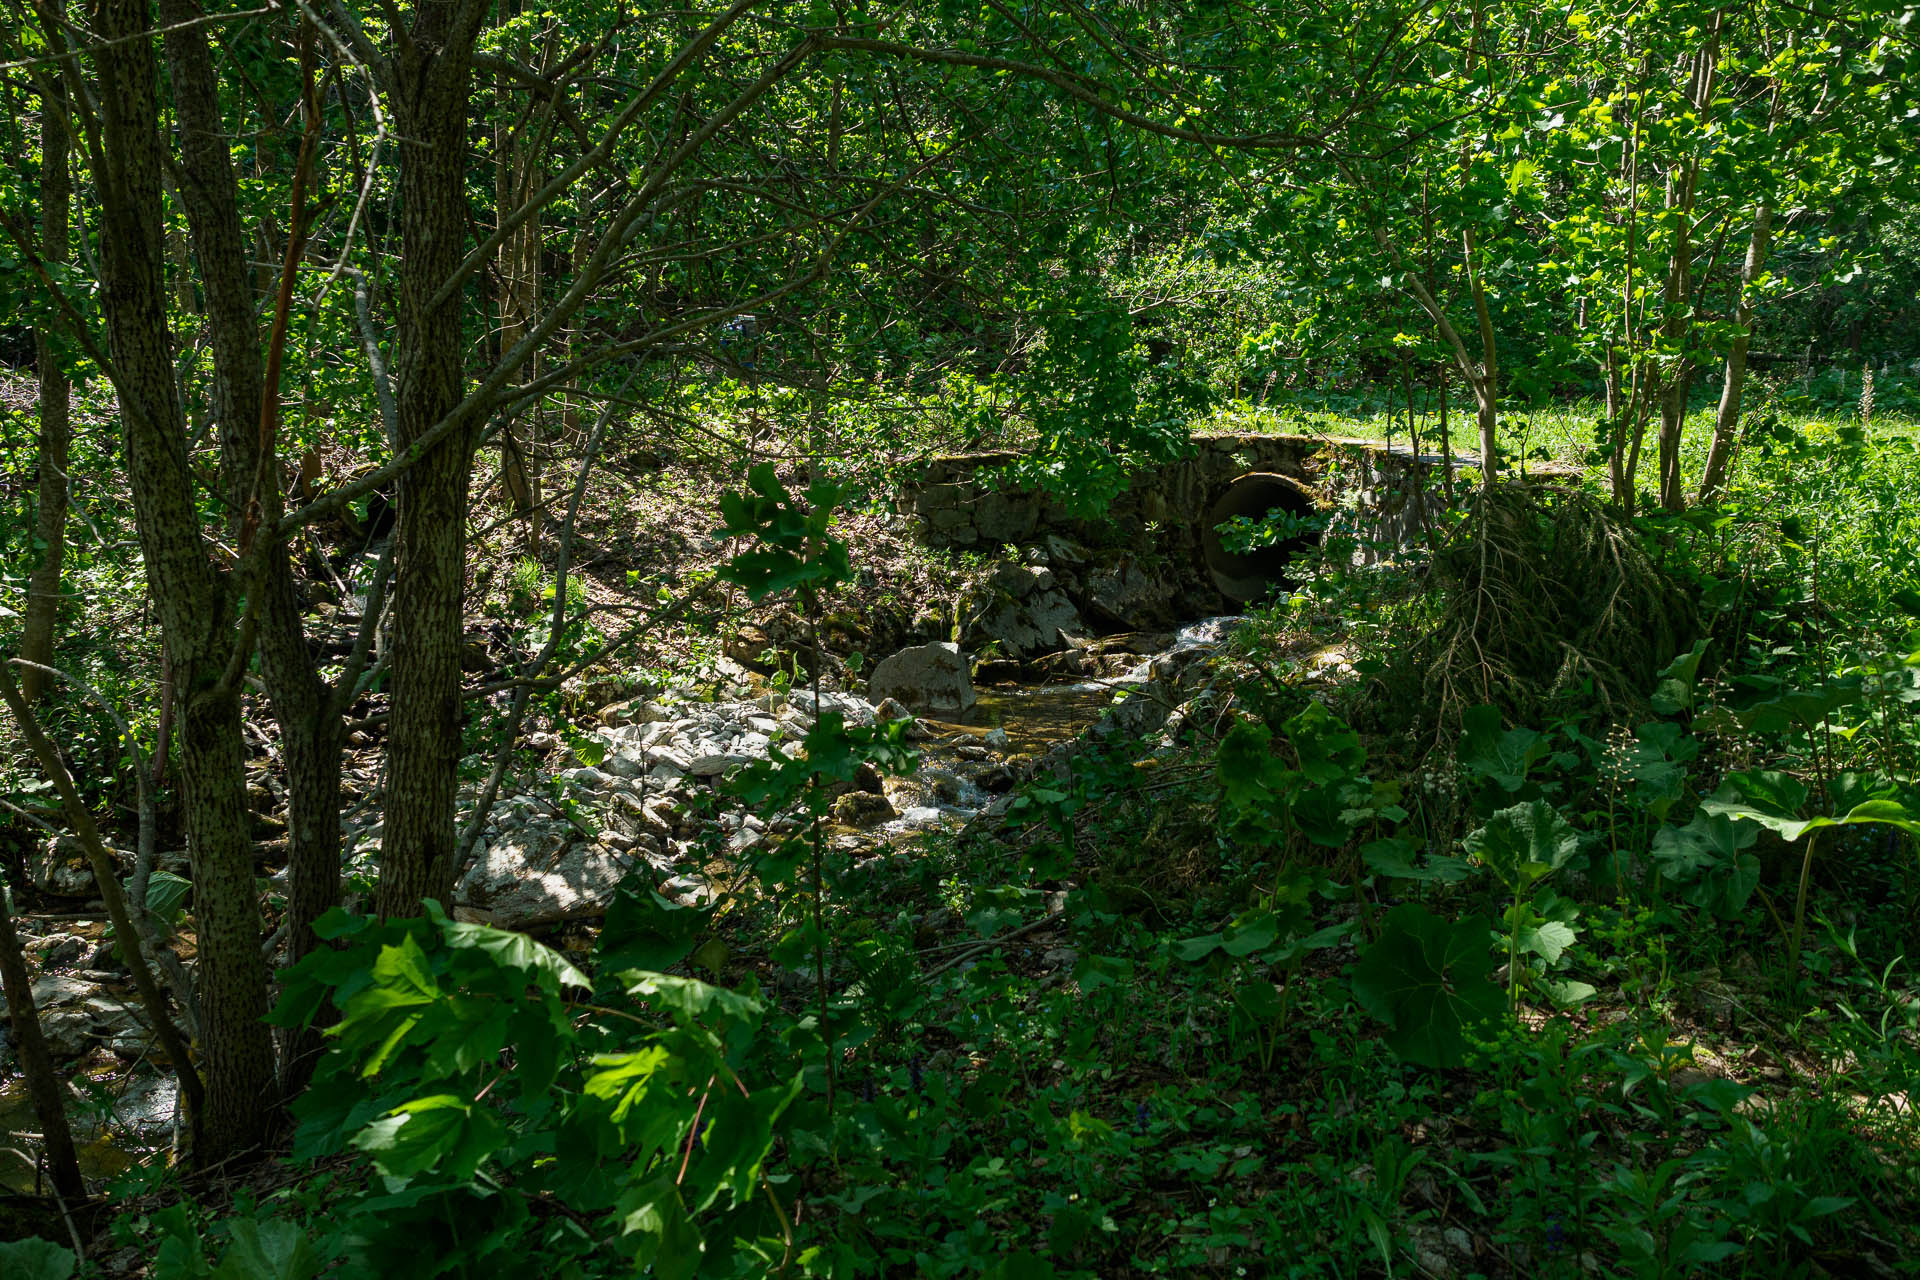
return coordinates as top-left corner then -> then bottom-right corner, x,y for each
866,617 -> 1244,843
0,1072 -> 177,1194
0,617 -> 1247,1196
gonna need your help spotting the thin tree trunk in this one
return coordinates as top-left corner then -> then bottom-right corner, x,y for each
378,10 -> 487,918
1654,21 -> 1720,513
161,1 -> 344,1091
0,881 -> 85,1201
1698,204 -> 1774,502
91,0 -> 274,1163
21,60 -> 72,704
1462,227 -> 1500,490
495,8 -> 542,547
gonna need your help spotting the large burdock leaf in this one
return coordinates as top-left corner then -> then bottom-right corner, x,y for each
0,1239 -> 75,1280
1463,800 -> 1582,891
1702,770 -> 1920,843
1458,705 -> 1549,791
1351,905 -> 1504,1068
1284,701 -> 1364,784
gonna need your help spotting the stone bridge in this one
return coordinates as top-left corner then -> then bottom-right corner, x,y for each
896,432 -> 1467,661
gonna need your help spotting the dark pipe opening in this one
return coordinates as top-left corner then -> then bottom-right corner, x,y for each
1202,472 -> 1319,603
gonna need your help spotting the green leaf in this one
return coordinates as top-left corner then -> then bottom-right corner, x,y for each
1363,835 -> 1474,883
1284,701 -> 1364,784
143,870 -> 194,928
620,971 -> 765,1030
1458,705 -> 1549,791
1651,812 -> 1759,879
562,728 -> 607,768
428,901 -> 589,992
1514,918 -> 1578,965
0,1239 -> 77,1280
212,1220 -> 321,1280
1651,639 -> 1710,715
1350,904 -> 1504,1068
618,1177 -> 705,1280
1464,801 -> 1582,891
351,1094 -> 506,1183
598,886 -> 710,973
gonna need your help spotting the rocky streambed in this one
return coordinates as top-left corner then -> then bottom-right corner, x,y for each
430,617 -> 1248,931
0,618 -> 1249,1189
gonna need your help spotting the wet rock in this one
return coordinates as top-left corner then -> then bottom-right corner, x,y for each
868,642 -> 976,715
833,791 -> 897,829
873,697 -> 914,723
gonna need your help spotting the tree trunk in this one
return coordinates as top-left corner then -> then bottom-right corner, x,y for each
1655,368 -> 1692,513
1463,228 -> 1500,490
0,883 -> 85,1201
91,0 -> 274,1163
378,14 -> 486,918
1653,24 -> 1719,514
161,1 -> 344,1089
1698,203 -> 1773,502
495,8 -> 542,547
20,61 -> 72,703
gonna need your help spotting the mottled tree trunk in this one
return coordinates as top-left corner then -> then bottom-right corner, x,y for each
92,0 -> 274,1163
161,0 -> 344,1089
20,58 -> 71,703
377,9 -> 486,918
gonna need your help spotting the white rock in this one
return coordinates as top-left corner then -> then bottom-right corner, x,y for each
867,642 -> 976,715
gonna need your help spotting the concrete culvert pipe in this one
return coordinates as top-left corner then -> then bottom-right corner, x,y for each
1202,472 -> 1320,603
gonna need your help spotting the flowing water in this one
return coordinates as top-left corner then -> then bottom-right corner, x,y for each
0,1071 -> 177,1194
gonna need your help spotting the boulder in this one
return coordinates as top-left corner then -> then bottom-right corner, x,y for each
455,824 -> 651,928
32,834 -> 100,897
974,492 -> 1040,543
1081,559 -> 1176,630
833,791 -> 897,829
964,585 -> 1085,660
598,698 -> 669,728
867,642 -> 976,715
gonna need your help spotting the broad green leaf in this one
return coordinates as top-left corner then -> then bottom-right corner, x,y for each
1284,701 -> 1363,784
0,1239 -> 76,1280
597,887 -> 708,973
1651,812 -> 1759,879
142,870 -> 194,929
1351,904 -> 1504,1068
1363,835 -> 1474,883
351,1094 -> 506,1183
212,1220 -> 321,1280
1459,705 -> 1549,791
427,901 -> 588,991
1464,801 -> 1582,890
618,1177 -> 705,1280
620,971 -> 765,1029
1514,918 -> 1578,965
1651,639 -> 1710,715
